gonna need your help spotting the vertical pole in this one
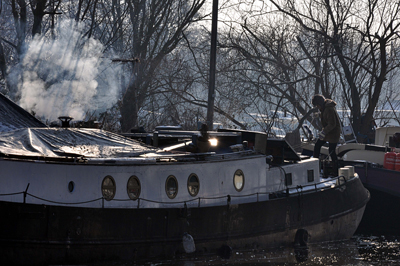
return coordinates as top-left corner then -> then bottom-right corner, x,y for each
23,183 -> 30,204
206,0 -> 219,131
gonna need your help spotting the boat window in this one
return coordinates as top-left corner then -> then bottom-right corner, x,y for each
187,173 -> 199,197
68,181 -> 75,193
102,175 -> 116,201
285,173 -> 293,186
307,170 -> 314,182
166,175 -> 178,199
127,176 -> 141,200
233,169 -> 244,192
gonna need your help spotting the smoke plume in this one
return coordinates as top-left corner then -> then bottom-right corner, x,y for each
9,20 -> 121,122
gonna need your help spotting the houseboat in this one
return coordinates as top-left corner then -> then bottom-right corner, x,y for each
0,93 -> 369,265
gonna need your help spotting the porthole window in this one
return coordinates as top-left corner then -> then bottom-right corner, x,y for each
165,175 -> 178,199
68,181 -> 75,193
187,173 -> 200,197
127,176 -> 141,200
102,175 -> 116,201
233,169 -> 244,192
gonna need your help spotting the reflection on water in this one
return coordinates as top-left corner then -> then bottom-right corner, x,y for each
91,235 -> 400,266
357,235 -> 400,264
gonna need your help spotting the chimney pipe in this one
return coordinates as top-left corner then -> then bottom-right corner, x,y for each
58,116 -> 73,128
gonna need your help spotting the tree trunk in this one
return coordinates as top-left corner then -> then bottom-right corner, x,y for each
0,41 -> 6,80
12,0 -> 27,56
120,84 -> 140,132
32,0 -> 47,36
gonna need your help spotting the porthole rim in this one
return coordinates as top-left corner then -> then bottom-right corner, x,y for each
233,169 -> 245,192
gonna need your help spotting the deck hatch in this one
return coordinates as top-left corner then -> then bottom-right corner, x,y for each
285,173 -> 292,186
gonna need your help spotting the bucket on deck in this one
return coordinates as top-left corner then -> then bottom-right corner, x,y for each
344,165 -> 355,178
337,165 -> 355,185
338,167 -> 350,180
338,166 -> 355,180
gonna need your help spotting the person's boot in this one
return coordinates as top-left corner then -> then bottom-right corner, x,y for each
333,160 -> 339,176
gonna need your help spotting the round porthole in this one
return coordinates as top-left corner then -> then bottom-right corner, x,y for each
102,175 -> 116,201
127,176 -> 141,200
165,175 -> 178,199
68,181 -> 75,193
233,169 -> 244,192
187,173 -> 199,197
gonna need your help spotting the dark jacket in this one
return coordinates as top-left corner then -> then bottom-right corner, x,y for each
321,99 -> 341,143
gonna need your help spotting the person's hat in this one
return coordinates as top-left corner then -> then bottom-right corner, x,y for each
312,94 -> 325,107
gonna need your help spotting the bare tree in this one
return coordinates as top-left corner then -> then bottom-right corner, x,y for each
211,0 -> 400,140
118,0 -> 206,132
218,12 -> 318,129
268,0 -> 400,140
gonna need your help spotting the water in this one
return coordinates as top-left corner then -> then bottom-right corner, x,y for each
90,235 -> 400,266
86,235 -> 400,266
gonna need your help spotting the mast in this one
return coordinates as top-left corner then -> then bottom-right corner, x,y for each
206,0 -> 218,130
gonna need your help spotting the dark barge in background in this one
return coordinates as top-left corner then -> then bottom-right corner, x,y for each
0,92 -> 370,265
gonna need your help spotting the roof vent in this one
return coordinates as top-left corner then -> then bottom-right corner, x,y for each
58,116 -> 73,128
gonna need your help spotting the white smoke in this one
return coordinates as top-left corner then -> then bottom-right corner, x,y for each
11,19 -> 121,122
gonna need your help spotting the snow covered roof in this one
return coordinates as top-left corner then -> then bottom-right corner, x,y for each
0,128 -> 156,158
0,92 -> 46,132
0,92 -> 156,158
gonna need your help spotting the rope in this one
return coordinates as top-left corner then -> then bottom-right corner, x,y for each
27,193 -> 103,205
0,192 -> 24,196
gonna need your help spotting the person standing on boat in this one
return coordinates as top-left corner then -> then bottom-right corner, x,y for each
312,94 -> 341,174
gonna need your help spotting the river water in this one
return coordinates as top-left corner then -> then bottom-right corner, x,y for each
91,234 -> 400,266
